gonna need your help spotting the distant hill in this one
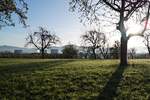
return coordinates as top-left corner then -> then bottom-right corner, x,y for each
0,45 -> 64,54
0,45 -> 148,54
0,45 -> 37,53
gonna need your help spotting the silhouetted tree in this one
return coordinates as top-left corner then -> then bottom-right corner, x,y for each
129,48 -> 136,59
110,41 -> 120,59
99,35 -> 109,59
80,46 -> 92,59
81,30 -> 105,59
143,32 -> 150,55
25,27 -> 60,58
69,0 -> 150,65
62,44 -> 78,58
0,0 -> 28,28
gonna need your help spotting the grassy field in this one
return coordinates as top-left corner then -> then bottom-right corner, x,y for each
0,59 -> 149,100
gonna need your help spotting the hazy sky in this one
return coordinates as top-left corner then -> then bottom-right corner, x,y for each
0,0 -> 148,53
0,0 -> 84,47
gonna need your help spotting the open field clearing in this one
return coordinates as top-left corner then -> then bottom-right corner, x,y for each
0,59 -> 149,100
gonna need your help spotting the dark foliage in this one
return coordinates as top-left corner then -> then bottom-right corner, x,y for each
0,0 -> 28,28
110,41 -> 120,59
62,44 -> 78,58
0,52 -> 64,59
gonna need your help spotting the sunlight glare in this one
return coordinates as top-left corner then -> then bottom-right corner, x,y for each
126,21 -> 144,37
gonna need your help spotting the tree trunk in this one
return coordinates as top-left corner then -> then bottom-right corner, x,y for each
41,48 -> 44,59
92,49 -> 96,59
148,47 -> 150,56
131,54 -> 133,59
119,2 -> 128,66
120,36 -> 128,66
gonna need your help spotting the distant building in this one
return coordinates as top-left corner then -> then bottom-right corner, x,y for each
51,49 -> 59,54
1,51 -> 12,53
14,50 -> 23,54
49,46 -> 63,54
39,50 -> 47,53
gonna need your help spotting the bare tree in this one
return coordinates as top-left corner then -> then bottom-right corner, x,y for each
110,40 -> 120,59
82,46 -> 88,58
143,32 -> 150,55
81,30 -> 105,59
0,0 -> 28,28
129,48 -> 136,59
99,35 -> 109,59
25,27 -> 60,58
114,41 -> 120,50
80,46 -> 91,59
69,0 -> 150,66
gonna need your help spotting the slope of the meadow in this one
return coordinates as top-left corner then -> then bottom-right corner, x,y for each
0,59 -> 149,100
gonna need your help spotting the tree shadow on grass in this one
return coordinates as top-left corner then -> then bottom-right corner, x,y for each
97,65 -> 127,100
0,60 -> 74,75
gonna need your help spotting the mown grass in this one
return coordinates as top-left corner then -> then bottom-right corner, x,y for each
0,59 -> 149,100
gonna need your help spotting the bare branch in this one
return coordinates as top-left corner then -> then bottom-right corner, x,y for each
25,27 -> 60,58
0,0 -> 28,28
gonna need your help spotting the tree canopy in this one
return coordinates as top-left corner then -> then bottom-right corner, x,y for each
69,0 -> 150,65
81,30 -> 106,59
25,27 -> 60,58
62,44 -> 78,58
0,0 -> 28,28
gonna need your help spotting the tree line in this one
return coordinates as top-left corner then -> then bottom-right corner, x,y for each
0,26 -> 141,59
23,26 -> 149,59
0,0 -> 150,65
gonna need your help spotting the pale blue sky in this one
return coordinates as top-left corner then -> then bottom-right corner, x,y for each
0,0 -> 84,47
0,0 -> 147,53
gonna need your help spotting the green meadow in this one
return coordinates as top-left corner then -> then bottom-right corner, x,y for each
0,59 -> 149,100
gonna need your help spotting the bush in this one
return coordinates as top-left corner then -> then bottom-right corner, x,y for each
62,44 -> 78,58
0,52 -> 64,59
